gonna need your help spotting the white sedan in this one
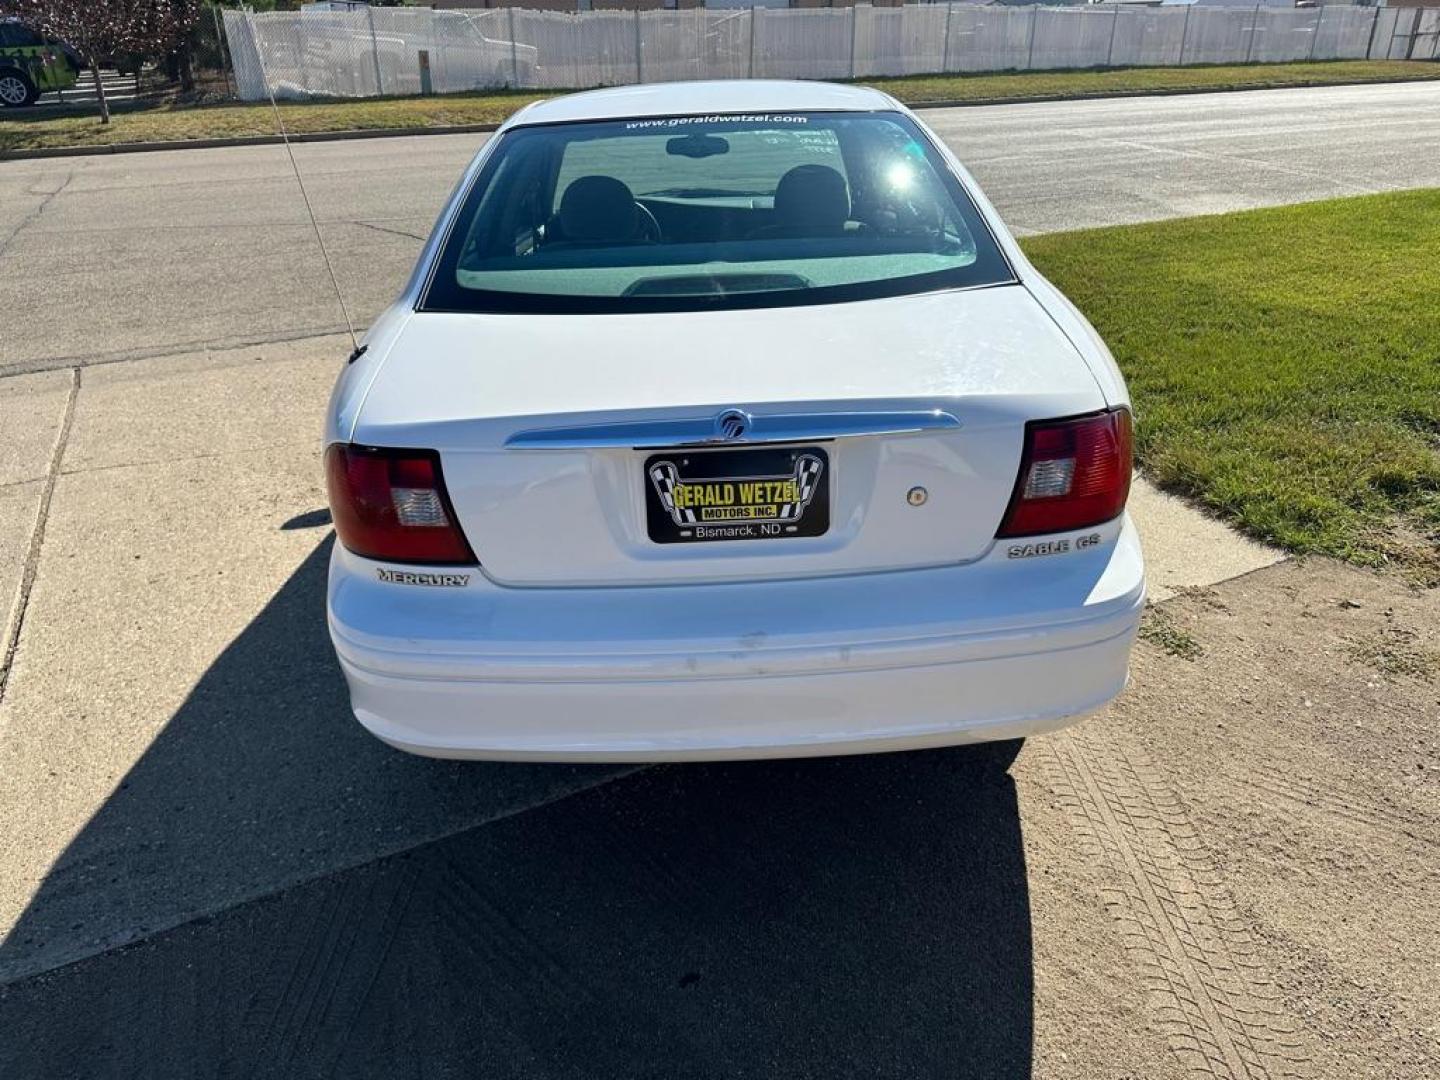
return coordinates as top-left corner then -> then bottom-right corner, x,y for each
324,80 -> 1144,761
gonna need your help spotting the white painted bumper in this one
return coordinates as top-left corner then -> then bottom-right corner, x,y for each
328,518 -> 1145,762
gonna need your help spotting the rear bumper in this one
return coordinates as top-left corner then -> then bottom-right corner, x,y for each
328,518 -> 1145,762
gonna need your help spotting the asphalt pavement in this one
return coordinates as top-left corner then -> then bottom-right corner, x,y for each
2,80 -> 1439,376
0,80 -> 1435,1078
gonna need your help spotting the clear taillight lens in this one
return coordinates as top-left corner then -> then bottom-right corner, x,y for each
324,444 -> 477,565
996,409 -> 1133,538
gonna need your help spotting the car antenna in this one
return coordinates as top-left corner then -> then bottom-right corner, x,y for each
245,8 -> 362,360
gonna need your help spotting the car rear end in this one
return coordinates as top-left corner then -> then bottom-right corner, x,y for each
323,87 -> 1144,761
324,313 -> 1144,761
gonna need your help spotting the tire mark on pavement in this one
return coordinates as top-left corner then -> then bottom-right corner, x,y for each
353,220 -> 427,242
246,863 -> 418,1079
436,856 -> 601,1024
1226,767 -> 1439,849
0,367 -> 79,708
1045,730 -> 1311,1080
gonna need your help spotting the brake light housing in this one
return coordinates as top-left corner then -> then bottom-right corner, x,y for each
325,444 -> 477,565
996,408 -> 1132,538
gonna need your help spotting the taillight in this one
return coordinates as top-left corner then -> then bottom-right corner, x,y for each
324,444 -> 477,565
996,408 -> 1132,538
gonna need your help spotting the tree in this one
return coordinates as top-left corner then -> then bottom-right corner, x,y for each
0,0 -> 200,123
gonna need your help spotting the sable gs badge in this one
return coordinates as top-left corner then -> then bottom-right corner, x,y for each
646,446 -> 830,543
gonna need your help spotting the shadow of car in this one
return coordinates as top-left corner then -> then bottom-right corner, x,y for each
1,534 -> 1035,1077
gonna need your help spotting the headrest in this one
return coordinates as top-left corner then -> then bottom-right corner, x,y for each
557,175 -> 640,244
772,165 -> 850,233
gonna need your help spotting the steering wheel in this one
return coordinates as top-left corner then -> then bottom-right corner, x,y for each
635,203 -> 663,243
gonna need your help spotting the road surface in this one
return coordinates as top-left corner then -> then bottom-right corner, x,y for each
2,79 -> 1439,376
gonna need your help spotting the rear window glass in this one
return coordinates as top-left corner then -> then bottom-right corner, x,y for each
422,111 -> 1014,315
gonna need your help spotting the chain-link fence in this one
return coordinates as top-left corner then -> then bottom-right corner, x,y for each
223,4 -> 1440,102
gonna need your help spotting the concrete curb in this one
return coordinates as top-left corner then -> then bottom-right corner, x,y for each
0,121 -> 504,160
896,72 -> 1440,111
2,72 -> 1436,162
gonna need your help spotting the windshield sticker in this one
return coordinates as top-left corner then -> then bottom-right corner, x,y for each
625,114 -> 809,130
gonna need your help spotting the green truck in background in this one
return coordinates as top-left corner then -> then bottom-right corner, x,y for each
0,19 -> 80,107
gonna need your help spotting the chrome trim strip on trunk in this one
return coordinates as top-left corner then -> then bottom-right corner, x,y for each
505,410 -> 961,450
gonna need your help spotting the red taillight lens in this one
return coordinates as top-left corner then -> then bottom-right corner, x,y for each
996,409 -> 1132,538
324,444 -> 477,565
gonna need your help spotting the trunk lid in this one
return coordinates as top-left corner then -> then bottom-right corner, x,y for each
351,286 -> 1106,586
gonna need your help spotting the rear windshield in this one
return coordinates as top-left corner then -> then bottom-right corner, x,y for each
421,111 -> 1015,315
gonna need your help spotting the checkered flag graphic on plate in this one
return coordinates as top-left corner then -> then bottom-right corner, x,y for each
780,454 -> 825,521
649,461 -> 696,525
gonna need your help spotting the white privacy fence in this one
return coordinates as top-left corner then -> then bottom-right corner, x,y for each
223,4 -> 1440,101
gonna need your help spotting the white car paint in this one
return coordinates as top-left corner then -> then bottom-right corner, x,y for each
325,80 -> 1144,762
352,289 -> 1105,587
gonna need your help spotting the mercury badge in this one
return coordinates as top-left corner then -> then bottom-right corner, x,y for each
713,408 -> 750,442
377,568 -> 471,587
907,486 -> 928,507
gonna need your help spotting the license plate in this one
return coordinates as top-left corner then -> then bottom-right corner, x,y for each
645,446 -> 830,544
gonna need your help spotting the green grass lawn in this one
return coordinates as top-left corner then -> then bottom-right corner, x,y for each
1021,190 -> 1440,579
3,60 -> 1437,154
